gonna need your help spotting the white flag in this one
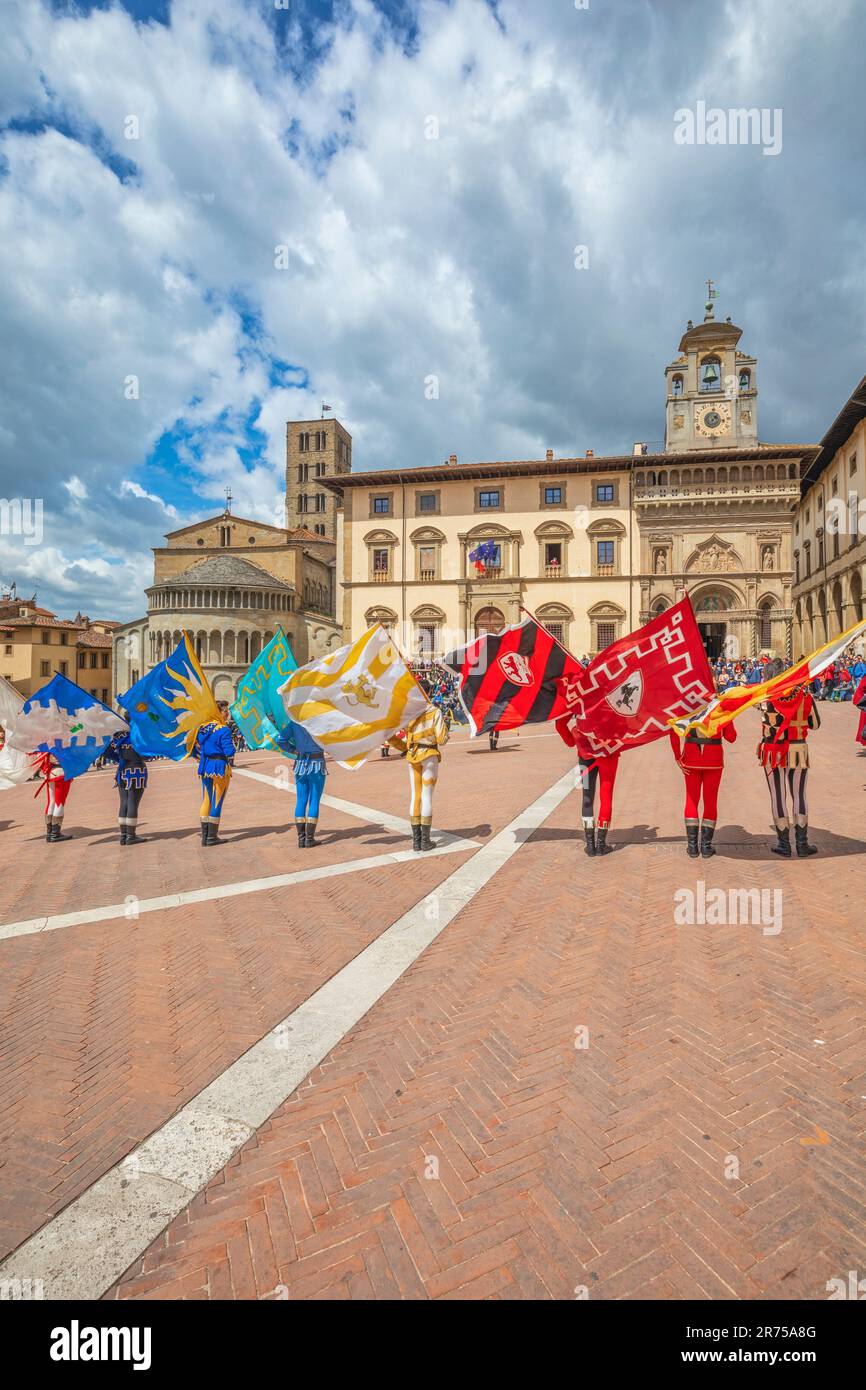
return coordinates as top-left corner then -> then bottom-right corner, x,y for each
0,674 -> 32,790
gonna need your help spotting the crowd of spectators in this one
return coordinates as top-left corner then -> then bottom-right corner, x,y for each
708,646 -> 866,699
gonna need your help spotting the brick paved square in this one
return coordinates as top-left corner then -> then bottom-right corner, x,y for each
1,708 -> 866,1300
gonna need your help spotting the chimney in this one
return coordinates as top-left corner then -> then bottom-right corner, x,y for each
546,449 -> 554,462
585,449 -> 594,459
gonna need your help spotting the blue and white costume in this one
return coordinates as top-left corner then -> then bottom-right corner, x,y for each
279,719 -> 327,847
104,730 -> 149,845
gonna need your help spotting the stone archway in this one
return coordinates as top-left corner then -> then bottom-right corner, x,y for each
688,581 -> 743,661
474,605 -> 506,637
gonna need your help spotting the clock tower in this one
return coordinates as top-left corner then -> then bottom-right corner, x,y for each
663,285 -> 758,452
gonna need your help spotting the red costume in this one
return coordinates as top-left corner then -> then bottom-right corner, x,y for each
555,713 -> 620,856
32,751 -> 73,842
855,675 -> 866,745
669,723 -> 737,858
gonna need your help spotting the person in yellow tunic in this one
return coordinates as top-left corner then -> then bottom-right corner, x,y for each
388,703 -> 449,851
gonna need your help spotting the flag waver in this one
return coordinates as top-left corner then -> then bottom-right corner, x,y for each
670,615 -> 866,738
120,632 -> 220,760
230,629 -> 297,752
278,624 -> 429,769
6,673 -> 127,779
443,615 -> 583,735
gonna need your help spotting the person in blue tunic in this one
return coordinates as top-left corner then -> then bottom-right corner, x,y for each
278,719 -> 327,848
194,701 -> 236,846
104,716 -> 150,845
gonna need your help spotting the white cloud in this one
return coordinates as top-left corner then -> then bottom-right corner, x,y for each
0,0 -> 865,621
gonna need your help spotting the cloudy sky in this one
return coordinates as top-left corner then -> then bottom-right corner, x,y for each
1,0 -> 865,619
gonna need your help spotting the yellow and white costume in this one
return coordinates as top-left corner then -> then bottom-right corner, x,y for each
389,704 -> 449,850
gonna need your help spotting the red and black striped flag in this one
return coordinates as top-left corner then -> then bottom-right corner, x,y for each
443,617 -> 583,735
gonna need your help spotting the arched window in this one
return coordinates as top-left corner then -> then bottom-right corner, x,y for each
700,355 -> 722,392
671,374 -> 683,398
739,369 -> 751,392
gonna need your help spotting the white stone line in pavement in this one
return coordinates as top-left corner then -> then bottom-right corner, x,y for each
0,840 -> 477,942
0,767 -> 575,1299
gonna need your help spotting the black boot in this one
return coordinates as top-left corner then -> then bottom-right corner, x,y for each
201,821 -> 209,846
126,828 -> 144,845
411,824 -> 422,852
583,826 -> 596,857
296,820 -> 307,848
205,822 -> 221,846
700,825 -> 716,858
686,824 -> 700,858
419,824 -> 435,852
595,827 -> 611,855
52,822 -> 72,842
795,825 -> 817,857
304,820 -> 318,848
45,818 -> 52,842
120,825 -> 128,845
771,827 -> 792,858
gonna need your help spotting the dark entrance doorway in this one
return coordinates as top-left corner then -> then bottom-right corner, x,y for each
699,622 -> 727,661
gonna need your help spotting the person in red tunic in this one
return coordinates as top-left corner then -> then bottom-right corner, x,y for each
854,673 -> 866,745
555,711 -> 620,856
32,750 -> 74,842
669,723 -> 737,858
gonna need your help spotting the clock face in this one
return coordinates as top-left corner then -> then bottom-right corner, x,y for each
695,402 -> 732,438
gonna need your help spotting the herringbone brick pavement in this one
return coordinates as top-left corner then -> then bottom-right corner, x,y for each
0,728 -> 567,1261
97,706 -> 866,1300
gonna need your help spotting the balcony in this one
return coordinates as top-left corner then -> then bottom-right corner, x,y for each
419,569 -> 437,583
544,564 -> 563,579
596,563 -> 615,577
634,480 -> 798,504
372,570 -> 392,583
469,565 -> 502,580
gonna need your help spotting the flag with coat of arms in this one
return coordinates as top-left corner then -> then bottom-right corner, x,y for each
559,597 -> 715,758
278,623 -> 428,769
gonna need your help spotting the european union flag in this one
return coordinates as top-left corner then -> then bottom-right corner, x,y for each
121,633 -> 220,760
6,673 -> 126,779
230,629 -> 298,752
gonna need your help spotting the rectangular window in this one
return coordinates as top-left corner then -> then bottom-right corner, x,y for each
3,645 -> 11,655
597,540 -> 615,567
60,631 -> 68,645
372,548 -> 389,575
596,484 -> 614,503
102,689 -> 109,703
596,623 -> 616,650
418,545 -> 436,578
59,661 -> 68,676
544,487 -> 562,505
373,496 -> 391,514
851,453 -> 857,476
418,493 -> 437,513
41,661 -> 50,677
42,630 -> 50,644
78,652 -> 86,667
90,653 -> 98,669
416,624 -> 437,656
479,490 -> 501,509
102,653 -> 110,668
299,432 -> 309,452
544,542 -> 562,569
545,622 -> 564,644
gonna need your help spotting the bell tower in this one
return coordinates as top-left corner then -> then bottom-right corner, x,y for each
664,283 -> 758,452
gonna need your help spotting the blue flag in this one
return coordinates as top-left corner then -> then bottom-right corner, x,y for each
121,633 -> 220,760
6,673 -> 126,779
231,629 -> 298,751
